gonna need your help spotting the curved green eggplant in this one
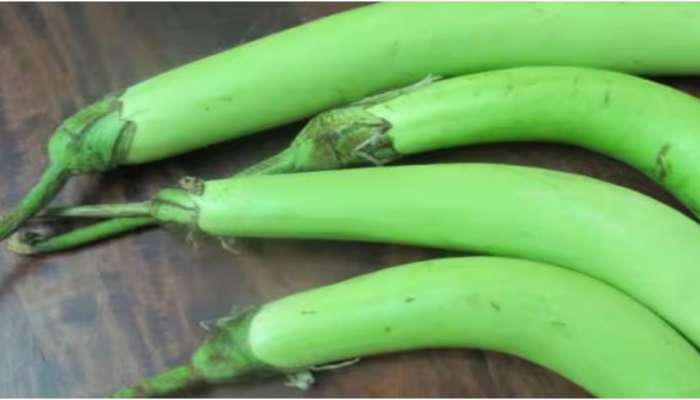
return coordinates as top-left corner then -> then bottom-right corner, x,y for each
15,164 -> 700,353
244,66 -> 700,216
4,3 -> 700,240
114,257 -> 700,397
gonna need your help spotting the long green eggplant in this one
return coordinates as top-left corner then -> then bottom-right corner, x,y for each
14,164 -> 700,352
4,3 -> 700,240
113,257 -> 700,397
242,66 -> 700,215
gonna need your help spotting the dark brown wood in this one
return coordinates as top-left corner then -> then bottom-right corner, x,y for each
0,3 -> 695,397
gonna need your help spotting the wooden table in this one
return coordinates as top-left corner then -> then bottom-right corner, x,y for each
0,3 -> 696,397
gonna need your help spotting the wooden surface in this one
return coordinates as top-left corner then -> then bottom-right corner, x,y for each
0,3 -> 698,398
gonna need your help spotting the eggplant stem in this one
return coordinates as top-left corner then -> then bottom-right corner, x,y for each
112,364 -> 202,398
7,217 -> 157,255
237,149 -> 295,176
0,163 -> 69,241
41,201 -> 153,219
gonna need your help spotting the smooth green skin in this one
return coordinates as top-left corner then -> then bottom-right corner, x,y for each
180,164 -> 700,352
376,67 -> 700,216
25,164 -> 700,352
250,257 -> 700,397
115,257 -> 700,397
250,66 -> 700,215
120,2 -> 700,164
5,3 -> 700,240
35,2 -> 700,176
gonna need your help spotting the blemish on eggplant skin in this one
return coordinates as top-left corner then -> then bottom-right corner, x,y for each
550,320 -> 567,328
384,326 -> 392,333
300,309 -> 317,315
603,89 -> 611,107
404,297 -> 415,303
390,40 -> 400,56
656,143 -> 672,181
489,301 -> 501,311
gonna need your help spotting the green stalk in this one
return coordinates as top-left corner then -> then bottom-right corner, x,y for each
7,217 -> 156,255
9,189 -> 200,254
236,150 -> 296,177
0,95 -> 130,241
0,164 -> 68,240
40,202 -> 153,219
113,365 -> 201,398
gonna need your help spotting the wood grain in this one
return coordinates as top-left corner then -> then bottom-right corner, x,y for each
0,3 -> 696,397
